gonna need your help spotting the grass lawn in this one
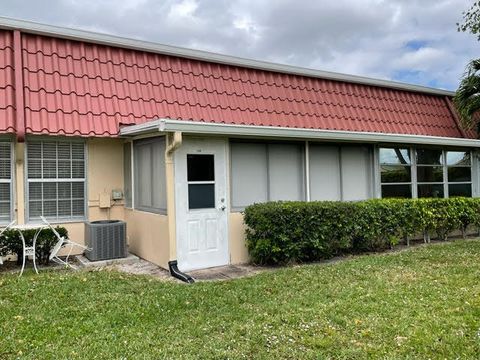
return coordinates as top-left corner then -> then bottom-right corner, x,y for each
1,241 -> 480,359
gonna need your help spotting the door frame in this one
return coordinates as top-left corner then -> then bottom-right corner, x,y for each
174,136 -> 230,271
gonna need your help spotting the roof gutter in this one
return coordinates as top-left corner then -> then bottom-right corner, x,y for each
0,16 -> 454,97
119,119 -> 480,148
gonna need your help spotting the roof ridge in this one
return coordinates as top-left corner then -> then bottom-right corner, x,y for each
0,15 -> 455,97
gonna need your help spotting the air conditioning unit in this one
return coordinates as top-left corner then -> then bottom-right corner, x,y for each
84,220 -> 127,261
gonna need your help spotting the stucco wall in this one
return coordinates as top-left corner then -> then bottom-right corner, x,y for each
228,212 -> 249,264
124,209 -> 170,268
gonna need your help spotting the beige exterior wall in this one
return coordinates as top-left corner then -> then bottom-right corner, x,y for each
228,212 -> 249,264
125,209 -> 170,268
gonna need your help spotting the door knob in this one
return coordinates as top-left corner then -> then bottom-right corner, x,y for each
219,205 -> 226,211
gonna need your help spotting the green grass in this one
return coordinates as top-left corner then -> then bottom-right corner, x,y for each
1,241 -> 480,359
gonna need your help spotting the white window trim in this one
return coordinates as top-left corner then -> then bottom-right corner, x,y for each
25,138 -> 87,223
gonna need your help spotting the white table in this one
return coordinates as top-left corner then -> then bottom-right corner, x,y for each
12,224 -> 48,276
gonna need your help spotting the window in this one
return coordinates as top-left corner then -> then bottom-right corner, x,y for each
133,137 -> 166,213
124,142 -> 132,208
0,141 -> 12,222
187,154 -> 215,209
230,142 -> 304,209
378,147 -> 473,198
379,148 -> 412,198
416,149 -> 444,198
447,151 -> 472,197
27,140 -> 86,221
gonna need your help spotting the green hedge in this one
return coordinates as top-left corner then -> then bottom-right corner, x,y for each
244,198 -> 480,265
0,226 -> 68,265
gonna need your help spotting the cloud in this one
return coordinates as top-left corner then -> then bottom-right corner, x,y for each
0,0 -> 476,90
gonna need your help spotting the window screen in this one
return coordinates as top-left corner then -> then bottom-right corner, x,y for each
230,142 -> 304,209
133,137 -> 167,213
309,145 -> 341,201
231,143 -> 268,208
27,140 -> 86,221
124,142 -> 132,208
0,142 -> 12,222
268,144 -> 304,201
341,146 -> 372,200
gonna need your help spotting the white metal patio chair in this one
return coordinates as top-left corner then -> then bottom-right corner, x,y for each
40,216 -> 90,268
0,220 -> 16,265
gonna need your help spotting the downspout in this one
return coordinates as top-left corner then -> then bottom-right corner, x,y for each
165,131 -> 194,283
13,30 -> 25,143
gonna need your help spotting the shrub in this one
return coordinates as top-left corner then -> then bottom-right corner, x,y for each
244,198 -> 480,265
0,226 -> 68,265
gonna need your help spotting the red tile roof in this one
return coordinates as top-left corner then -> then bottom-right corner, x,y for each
0,29 -> 468,138
0,31 -> 15,134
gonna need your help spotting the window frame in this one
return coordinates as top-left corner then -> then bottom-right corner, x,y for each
187,153 -> 216,210
25,138 -> 87,223
133,136 -> 167,214
0,139 -> 14,224
377,146 -> 474,199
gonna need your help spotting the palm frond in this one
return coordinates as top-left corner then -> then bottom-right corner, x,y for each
454,58 -> 480,129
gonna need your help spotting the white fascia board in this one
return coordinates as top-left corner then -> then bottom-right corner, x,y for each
0,16 -> 455,97
119,118 -> 480,148
119,120 -> 163,136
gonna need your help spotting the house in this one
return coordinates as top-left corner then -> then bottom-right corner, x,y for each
0,17 -> 478,275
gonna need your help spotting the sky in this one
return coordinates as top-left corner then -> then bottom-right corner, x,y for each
0,0 -> 477,91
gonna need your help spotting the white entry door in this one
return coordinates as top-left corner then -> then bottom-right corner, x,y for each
175,137 -> 229,271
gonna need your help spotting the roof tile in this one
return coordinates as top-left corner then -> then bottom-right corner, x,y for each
1,32 -> 460,138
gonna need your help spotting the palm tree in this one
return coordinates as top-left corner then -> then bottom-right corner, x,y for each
454,59 -> 480,131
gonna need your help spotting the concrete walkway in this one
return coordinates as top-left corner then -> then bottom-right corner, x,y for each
75,253 -> 265,282
188,264 -> 264,281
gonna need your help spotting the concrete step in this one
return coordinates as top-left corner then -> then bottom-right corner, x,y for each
75,253 -> 140,268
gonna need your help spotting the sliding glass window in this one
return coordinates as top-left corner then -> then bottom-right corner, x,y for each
379,147 -> 412,198
416,149 -> 444,198
379,147 -> 473,199
446,151 -> 472,197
